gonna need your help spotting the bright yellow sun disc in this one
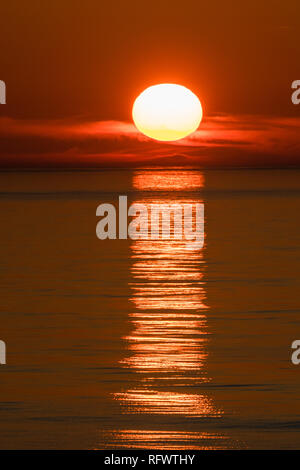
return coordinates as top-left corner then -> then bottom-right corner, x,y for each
132,83 -> 202,141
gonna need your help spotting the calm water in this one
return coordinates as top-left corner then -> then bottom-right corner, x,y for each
0,168 -> 300,449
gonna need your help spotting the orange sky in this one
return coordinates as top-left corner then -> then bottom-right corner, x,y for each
0,1 -> 300,167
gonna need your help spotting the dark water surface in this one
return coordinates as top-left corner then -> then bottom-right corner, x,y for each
0,168 -> 300,449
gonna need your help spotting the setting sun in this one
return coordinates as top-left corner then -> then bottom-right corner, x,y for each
132,83 -> 203,142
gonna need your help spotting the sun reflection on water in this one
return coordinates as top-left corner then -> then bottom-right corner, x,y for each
113,170 -> 225,449
102,430 -> 230,450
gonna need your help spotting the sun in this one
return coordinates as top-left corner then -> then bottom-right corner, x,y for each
132,83 -> 202,142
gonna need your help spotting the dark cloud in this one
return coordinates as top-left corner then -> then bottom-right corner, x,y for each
0,115 -> 299,168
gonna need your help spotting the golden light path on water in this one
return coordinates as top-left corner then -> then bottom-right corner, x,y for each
105,430 -> 229,451
112,170 -> 226,449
